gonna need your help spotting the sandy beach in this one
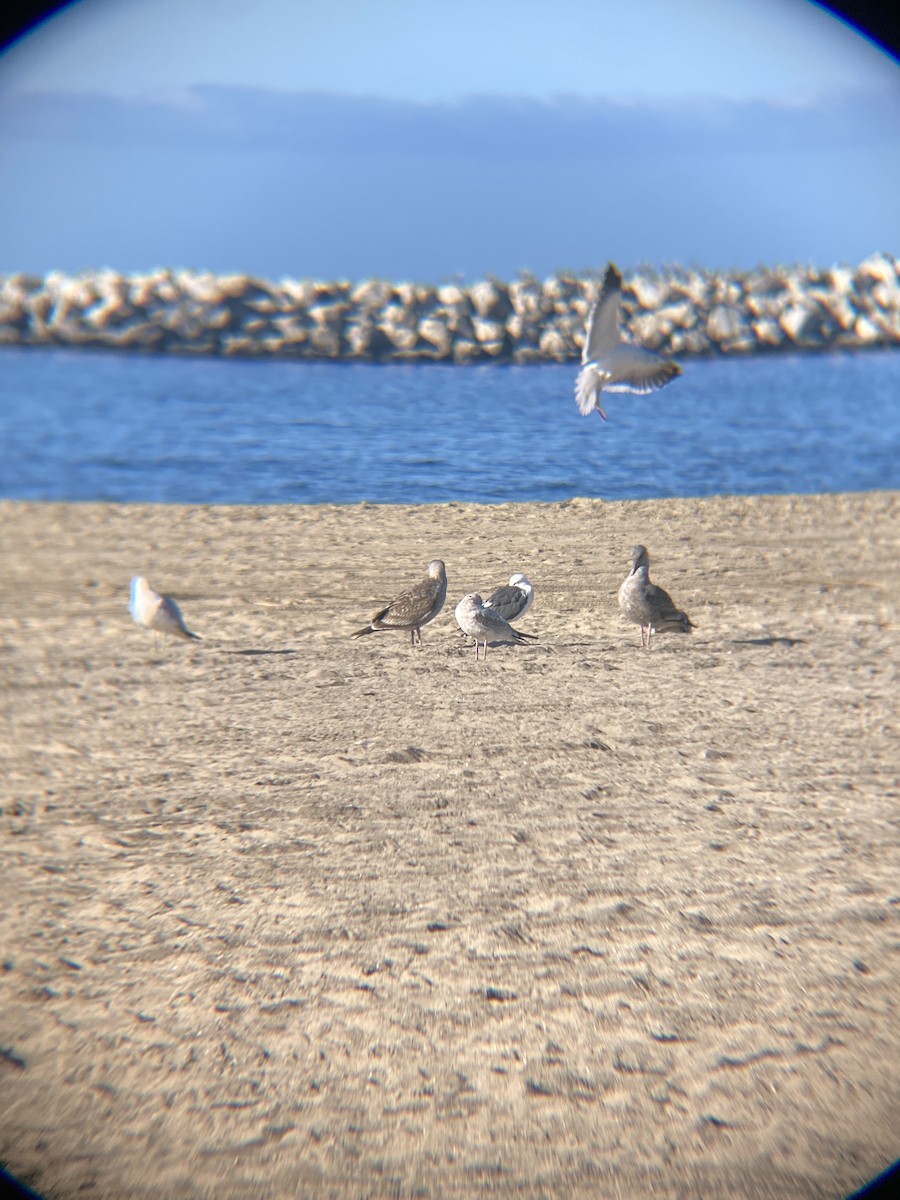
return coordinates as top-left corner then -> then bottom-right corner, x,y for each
0,491 -> 897,1199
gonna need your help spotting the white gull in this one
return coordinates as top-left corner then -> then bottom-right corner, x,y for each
575,263 -> 681,420
129,576 -> 201,644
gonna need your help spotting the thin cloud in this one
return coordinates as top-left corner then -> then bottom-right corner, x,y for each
2,85 -> 899,158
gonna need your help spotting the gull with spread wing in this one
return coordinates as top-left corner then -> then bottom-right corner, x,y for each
575,263 -> 681,420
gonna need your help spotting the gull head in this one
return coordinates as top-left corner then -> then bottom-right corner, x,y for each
455,593 -> 483,624
129,575 -> 150,618
457,592 -> 483,611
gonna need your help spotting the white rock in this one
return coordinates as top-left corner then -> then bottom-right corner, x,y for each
469,280 -> 507,318
418,317 -> 451,354
538,327 -> 569,360
630,275 -> 668,310
655,300 -> 695,329
630,312 -> 664,348
826,265 -> 855,295
436,284 -> 466,306
472,316 -> 505,344
351,279 -> 394,308
279,278 -> 320,306
175,270 -> 223,305
779,305 -> 815,342
382,324 -> 417,352
751,318 -> 784,347
814,290 -> 857,331
857,253 -> 898,287
452,339 -> 481,363
869,280 -> 900,311
308,301 -> 348,330
853,314 -> 882,343
509,280 -> 544,317
706,306 -> 745,343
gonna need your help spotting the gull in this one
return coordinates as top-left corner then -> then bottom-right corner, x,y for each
483,572 -> 535,623
575,263 -> 681,419
129,576 -> 201,645
351,559 -> 447,646
618,545 -> 694,649
455,593 -> 538,661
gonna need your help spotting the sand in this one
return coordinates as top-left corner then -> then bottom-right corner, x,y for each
0,492 -> 897,1200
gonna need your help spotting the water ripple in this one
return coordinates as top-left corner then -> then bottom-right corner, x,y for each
1,348 -> 898,503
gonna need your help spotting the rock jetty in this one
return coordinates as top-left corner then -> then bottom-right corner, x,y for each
1,254 -> 898,362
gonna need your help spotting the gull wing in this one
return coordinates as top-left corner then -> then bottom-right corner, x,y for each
641,580 -> 681,620
381,573 -> 445,628
582,263 -> 623,365
602,348 -> 682,394
484,584 -> 526,622
157,594 -> 200,639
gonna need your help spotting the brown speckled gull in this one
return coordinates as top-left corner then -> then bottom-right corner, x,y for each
351,558 -> 447,646
618,545 -> 694,648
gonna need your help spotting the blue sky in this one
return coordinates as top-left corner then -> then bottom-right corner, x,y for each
0,0 -> 898,280
3,0 -> 896,102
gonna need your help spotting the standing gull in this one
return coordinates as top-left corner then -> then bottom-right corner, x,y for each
575,263 -> 681,419
618,545 -> 694,649
129,576 -> 201,644
455,593 -> 538,661
483,572 -> 535,623
351,559 -> 447,646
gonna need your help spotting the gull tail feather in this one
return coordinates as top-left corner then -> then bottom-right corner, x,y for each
575,367 -> 604,416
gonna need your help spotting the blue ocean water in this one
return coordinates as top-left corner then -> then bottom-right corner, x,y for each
0,347 -> 898,504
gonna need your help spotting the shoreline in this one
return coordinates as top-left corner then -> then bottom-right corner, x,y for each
1,491 -> 897,1200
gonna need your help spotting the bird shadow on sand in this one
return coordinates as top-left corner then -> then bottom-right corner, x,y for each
731,636 -> 807,647
221,648 -> 300,656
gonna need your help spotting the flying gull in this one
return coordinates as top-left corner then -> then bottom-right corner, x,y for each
351,559 -> 447,646
129,576 -> 201,644
455,593 -> 538,661
483,572 -> 535,623
618,545 -> 694,649
575,263 -> 681,419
